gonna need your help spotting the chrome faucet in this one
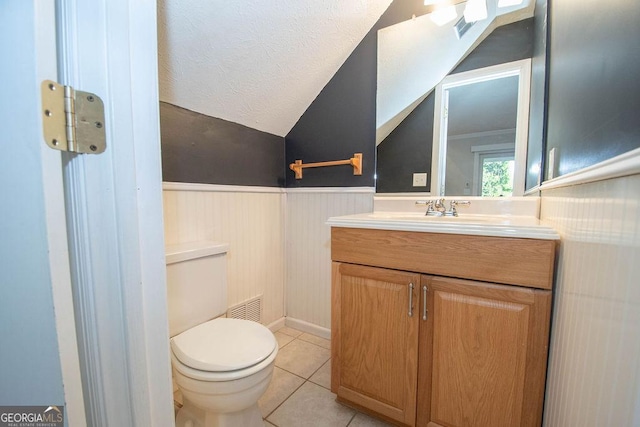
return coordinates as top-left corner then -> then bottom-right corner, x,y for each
434,198 -> 447,215
415,199 -> 471,217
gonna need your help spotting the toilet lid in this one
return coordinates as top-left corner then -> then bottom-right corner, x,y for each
170,318 -> 276,372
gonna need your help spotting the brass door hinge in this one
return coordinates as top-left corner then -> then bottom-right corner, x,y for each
41,80 -> 106,154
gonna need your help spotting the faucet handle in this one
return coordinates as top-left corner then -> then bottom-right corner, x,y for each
449,200 -> 471,216
415,200 -> 437,216
450,200 -> 471,207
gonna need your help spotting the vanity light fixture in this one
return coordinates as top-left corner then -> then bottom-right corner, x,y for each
423,0 -> 466,14
463,0 -> 488,22
498,0 -> 524,7
430,5 -> 458,26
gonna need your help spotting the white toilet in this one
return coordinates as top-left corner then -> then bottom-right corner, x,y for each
166,241 -> 277,427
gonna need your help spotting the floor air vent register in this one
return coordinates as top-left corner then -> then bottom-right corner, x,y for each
226,295 -> 263,323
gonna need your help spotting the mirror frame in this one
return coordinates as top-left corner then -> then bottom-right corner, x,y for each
431,58 -> 532,196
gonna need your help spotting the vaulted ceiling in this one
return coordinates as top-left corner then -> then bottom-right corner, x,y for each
157,0 -> 393,137
157,1 -> 533,139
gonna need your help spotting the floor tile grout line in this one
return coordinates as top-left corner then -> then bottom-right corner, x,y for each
276,327 -> 304,339
263,377 -> 307,422
274,338 -> 330,380
276,338 -> 294,351
266,334 -> 334,424
267,330 -> 387,426
279,334 -> 381,426
265,333 -> 324,422
346,411 -> 358,426
297,334 -> 331,349
273,339 -> 329,383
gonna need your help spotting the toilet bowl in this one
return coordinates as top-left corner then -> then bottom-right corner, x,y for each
165,242 -> 277,427
171,318 -> 277,427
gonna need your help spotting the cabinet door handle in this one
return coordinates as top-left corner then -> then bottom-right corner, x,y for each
408,283 -> 414,317
422,285 -> 428,321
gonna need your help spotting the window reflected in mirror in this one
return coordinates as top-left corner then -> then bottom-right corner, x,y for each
432,59 -> 531,196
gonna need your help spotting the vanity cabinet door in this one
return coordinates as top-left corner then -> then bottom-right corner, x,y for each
416,276 -> 552,427
332,262 -> 420,426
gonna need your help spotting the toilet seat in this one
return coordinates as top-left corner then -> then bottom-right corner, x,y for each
171,345 -> 277,382
171,317 -> 277,381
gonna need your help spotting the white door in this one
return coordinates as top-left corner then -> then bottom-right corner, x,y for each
0,1 -> 86,425
1,0 -> 174,425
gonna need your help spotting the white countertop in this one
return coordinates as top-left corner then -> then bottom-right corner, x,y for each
327,212 -> 560,240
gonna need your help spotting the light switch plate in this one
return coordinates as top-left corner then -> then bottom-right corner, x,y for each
413,172 -> 427,187
548,148 -> 556,180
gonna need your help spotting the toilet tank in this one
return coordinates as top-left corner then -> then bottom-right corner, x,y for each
165,241 -> 229,337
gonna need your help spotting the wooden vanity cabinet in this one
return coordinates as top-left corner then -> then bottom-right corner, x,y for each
418,276 -> 552,427
331,262 -> 420,425
331,227 -> 556,427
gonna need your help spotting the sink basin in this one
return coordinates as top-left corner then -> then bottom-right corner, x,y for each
326,212 -> 559,240
364,212 -> 496,223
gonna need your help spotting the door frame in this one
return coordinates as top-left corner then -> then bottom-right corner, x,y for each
55,0 -> 174,425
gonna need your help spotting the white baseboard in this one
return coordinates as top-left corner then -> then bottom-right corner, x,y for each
266,317 -> 286,333
284,317 -> 331,340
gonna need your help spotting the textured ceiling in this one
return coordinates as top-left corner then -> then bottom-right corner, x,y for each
157,0 -> 393,137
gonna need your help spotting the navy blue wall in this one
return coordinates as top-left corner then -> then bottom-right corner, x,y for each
545,0 -> 640,178
160,102 -> 285,186
376,96 -> 435,193
160,1 -> 428,188
285,1 -> 420,188
162,0 -> 640,189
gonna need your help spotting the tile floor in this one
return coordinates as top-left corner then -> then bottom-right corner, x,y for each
174,325 -> 393,427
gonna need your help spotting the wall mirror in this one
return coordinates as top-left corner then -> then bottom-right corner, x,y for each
431,59 -> 531,196
375,0 -> 541,196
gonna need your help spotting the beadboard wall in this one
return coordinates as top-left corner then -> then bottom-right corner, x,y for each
162,184 -> 375,332
162,183 -> 285,326
540,174 -> 640,426
285,188 -> 374,334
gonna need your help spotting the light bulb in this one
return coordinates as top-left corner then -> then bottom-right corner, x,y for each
498,0 -> 524,7
430,5 -> 457,26
464,0 -> 488,22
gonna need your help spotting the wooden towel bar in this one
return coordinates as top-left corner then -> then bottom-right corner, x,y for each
289,153 -> 362,179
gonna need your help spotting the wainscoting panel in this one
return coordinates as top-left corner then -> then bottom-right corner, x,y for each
163,183 -> 285,326
540,174 -> 640,426
285,188 -> 374,329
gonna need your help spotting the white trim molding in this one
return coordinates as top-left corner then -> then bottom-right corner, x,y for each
59,0 -> 174,425
431,59 -> 531,197
266,317 -> 286,333
448,128 -> 515,142
285,317 -> 331,340
375,193 -> 433,198
163,182 -> 284,193
524,185 -> 541,197
285,186 -> 375,194
540,147 -> 640,191
163,182 -> 376,195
